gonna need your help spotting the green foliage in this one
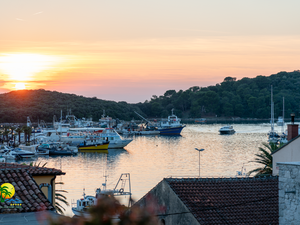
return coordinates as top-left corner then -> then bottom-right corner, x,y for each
247,142 -> 283,177
0,70 -> 300,121
54,182 -> 69,215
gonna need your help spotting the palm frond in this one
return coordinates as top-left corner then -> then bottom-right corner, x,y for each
248,142 -> 280,177
54,182 -> 69,214
55,190 -> 68,193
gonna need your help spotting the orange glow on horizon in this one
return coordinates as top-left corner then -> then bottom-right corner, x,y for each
0,53 -> 63,91
14,83 -> 26,90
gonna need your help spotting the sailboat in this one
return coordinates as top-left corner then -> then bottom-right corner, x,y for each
278,97 -> 288,144
268,86 -> 280,144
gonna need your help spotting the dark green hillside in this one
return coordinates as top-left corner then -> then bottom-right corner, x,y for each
140,70 -> 300,119
0,70 -> 299,123
0,89 -> 142,123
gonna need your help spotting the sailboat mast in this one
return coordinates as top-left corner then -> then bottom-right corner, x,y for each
282,97 -> 285,133
271,85 -> 274,132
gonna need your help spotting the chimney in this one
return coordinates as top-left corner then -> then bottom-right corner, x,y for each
287,113 -> 298,141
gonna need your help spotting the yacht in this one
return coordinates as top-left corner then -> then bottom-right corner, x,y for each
11,148 -> 35,159
219,125 -> 235,135
61,128 -> 133,149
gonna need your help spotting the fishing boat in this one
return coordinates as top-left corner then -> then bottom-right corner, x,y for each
219,125 -> 235,135
157,109 -> 185,135
77,140 -> 110,151
72,173 -> 132,217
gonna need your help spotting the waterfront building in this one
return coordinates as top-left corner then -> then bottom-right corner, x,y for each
272,123 -> 299,176
0,162 -> 66,224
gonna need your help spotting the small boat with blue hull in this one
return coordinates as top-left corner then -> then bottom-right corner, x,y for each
158,126 -> 185,135
158,109 -> 185,135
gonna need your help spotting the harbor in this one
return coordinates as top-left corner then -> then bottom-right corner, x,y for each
11,122 -> 277,216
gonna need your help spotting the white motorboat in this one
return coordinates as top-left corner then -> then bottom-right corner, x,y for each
0,145 -> 12,153
219,125 -> 235,135
11,148 -> 35,159
61,128 -> 133,149
1,150 -> 16,160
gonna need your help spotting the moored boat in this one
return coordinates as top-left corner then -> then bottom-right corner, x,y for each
195,118 -> 207,123
11,148 -> 36,158
157,109 -> 185,135
72,173 -> 132,217
38,142 -> 76,156
62,128 -> 133,149
78,140 -> 110,151
277,116 -> 284,126
219,125 -> 235,135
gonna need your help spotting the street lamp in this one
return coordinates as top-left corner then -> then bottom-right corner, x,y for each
195,148 -> 205,177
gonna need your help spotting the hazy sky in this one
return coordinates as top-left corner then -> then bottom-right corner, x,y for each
1,0 -> 300,103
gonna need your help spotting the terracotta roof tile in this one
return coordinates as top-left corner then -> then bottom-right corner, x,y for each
0,162 -> 65,175
164,177 -> 278,225
0,168 -> 54,213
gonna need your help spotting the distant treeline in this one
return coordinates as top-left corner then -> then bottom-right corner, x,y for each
139,70 -> 300,119
0,70 -> 299,123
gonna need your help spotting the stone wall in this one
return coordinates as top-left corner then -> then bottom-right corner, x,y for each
278,162 -> 300,225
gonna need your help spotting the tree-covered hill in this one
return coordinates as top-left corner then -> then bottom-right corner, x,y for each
0,70 -> 299,123
138,70 -> 300,119
0,89 -> 142,123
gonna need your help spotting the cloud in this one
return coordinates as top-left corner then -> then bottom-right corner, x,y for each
33,11 -> 43,15
15,18 -> 24,21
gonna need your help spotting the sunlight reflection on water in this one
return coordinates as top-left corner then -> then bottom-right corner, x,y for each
32,123 -> 273,216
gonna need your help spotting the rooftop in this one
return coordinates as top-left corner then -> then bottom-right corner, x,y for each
0,168 -> 54,213
165,177 -> 278,224
0,162 -> 65,176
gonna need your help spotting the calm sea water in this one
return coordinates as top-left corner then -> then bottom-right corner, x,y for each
29,123 -> 282,216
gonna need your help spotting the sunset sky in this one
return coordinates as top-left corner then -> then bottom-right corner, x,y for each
1,0 -> 300,103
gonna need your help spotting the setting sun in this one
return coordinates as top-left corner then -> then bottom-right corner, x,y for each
0,53 -> 62,91
14,83 -> 26,90
0,53 -> 60,82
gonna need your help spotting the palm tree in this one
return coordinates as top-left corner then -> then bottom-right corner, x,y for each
15,127 -> 23,145
55,181 -> 69,214
2,130 -> 10,145
22,126 -> 32,145
248,142 -> 283,177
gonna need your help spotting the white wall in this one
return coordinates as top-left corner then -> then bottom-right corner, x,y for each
273,137 -> 300,176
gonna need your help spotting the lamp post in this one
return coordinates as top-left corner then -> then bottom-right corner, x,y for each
195,148 -> 205,177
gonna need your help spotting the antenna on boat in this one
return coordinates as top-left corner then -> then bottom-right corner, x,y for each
102,172 -> 108,191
